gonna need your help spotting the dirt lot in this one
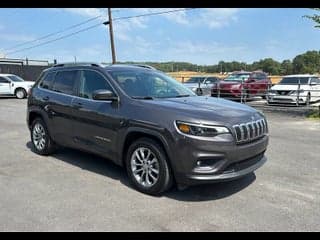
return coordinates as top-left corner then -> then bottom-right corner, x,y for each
0,98 -> 319,231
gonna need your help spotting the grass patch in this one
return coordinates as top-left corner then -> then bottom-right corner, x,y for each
307,108 -> 320,119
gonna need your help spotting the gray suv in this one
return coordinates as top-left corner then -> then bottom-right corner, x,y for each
27,63 -> 269,195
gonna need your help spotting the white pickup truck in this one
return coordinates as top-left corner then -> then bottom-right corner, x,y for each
0,74 -> 34,99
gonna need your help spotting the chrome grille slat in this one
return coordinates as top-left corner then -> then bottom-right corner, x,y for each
233,118 -> 267,144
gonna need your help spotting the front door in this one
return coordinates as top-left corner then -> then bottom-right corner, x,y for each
71,69 -> 122,160
0,77 -> 11,94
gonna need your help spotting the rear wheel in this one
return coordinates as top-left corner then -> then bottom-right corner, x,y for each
31,118 -> 56,155
15,88 -> 26,99
125,138 -> 173,195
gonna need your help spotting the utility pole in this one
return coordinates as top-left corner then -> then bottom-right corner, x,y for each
107,8 -> 116,64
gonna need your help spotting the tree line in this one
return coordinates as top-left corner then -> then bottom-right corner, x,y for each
117,50 -> 320,75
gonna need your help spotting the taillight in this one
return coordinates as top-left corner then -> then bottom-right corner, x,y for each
28,88 -> 32,96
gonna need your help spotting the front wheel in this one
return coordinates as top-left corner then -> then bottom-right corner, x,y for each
125,138 -> 173,195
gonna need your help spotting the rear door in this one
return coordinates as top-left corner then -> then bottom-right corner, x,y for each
42,70 -> 79,146
0,77 -> 11,94
71,69 -> 121,159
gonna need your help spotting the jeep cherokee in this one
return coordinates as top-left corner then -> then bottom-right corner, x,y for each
27,63 -> 269,195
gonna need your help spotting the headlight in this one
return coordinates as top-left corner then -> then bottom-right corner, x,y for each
175,121 -> 230,137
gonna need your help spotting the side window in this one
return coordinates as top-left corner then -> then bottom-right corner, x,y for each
206,77 -> 217,83
39,72 -> 55,90
0,77 -> 9,83
311,77 -> 319,85
52,70 -> 78,95
79,70 -> 113,99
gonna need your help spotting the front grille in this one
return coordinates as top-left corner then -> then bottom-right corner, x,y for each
276,90 -> 291,95
233,118 -> 268,144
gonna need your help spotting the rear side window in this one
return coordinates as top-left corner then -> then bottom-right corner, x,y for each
39,72 -> 55,89
79,70 -> 113,99
206,77 -> 218,83
52,70 -> 78,95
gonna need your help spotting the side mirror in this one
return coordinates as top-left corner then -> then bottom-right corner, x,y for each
310,82 -> 317,86
92,89 -> 118,101
205,80 -> 211,84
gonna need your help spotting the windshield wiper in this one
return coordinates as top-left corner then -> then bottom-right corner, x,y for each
132,96 -> 154,100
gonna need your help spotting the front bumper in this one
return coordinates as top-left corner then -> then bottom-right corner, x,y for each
267,94 -> 307,104
171,133 -> 269,186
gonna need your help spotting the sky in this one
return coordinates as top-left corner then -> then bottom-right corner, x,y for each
0,8 -> 319,65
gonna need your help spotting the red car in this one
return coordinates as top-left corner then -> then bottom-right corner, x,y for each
211,71 -> 272,99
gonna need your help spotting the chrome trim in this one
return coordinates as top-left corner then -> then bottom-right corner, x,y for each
233,118 -> 268,143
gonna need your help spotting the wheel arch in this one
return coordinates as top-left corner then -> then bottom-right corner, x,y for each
120,128 -> 177,182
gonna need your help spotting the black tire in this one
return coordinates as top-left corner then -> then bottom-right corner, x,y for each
15,88 -> 26,99
125,138 -> 173,195
30,118 -> 56,155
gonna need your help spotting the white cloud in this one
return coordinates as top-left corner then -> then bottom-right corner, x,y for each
198,8 -> 239,29
61,8 -> 106,18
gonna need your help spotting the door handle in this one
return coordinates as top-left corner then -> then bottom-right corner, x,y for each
42,96 -> 49,101
73,102 -> 83,107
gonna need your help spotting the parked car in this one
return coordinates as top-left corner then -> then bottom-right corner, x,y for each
27,63 -> 269,195
211,71 -> 271,100
183,76 -> 220,96
0,74 -> 34,99
267,74 -> 320,105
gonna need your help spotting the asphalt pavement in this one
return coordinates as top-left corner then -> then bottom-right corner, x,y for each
0,98 -> 319,231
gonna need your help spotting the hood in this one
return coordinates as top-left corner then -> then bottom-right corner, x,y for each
140,96 -> 262,126
15,81 -> 34,86
271,84 -> 308,91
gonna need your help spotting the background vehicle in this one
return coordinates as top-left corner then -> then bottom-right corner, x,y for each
211,71 -> 271,100
0,74 -> 34,99
267,74 -> 320,105
183,76 -> 220,96
27,63 -> 268,195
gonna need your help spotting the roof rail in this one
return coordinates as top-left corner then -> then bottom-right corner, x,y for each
52,62 -> 102,68
130,64 -> 157,70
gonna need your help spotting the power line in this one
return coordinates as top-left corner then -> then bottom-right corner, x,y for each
3,14 -> 104,52
5,8 -> 198,56
6,22 -> 103,55
113,8 -> 197,21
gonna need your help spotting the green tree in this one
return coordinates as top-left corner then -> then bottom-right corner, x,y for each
280,60 -> 293,75
304,8 -> 320,28
292,51 -> 320,74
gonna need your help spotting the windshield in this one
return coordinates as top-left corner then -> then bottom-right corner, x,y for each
108,69 -> 196,99
279,77 -> 309,85
7,75 -> 24,82
185,77 -> 206,83
224,74 -> 250,82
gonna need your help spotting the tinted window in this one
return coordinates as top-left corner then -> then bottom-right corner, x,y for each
40,72 -> 56,89
7,75 -> 24,82
206,77 -> 218,83
79,70 -> 113,99
279,77 -> 309,85
0,77 -> 9,83
185,77 -> 206,83
224,74 -> 250,82
52,70 -> 78,95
